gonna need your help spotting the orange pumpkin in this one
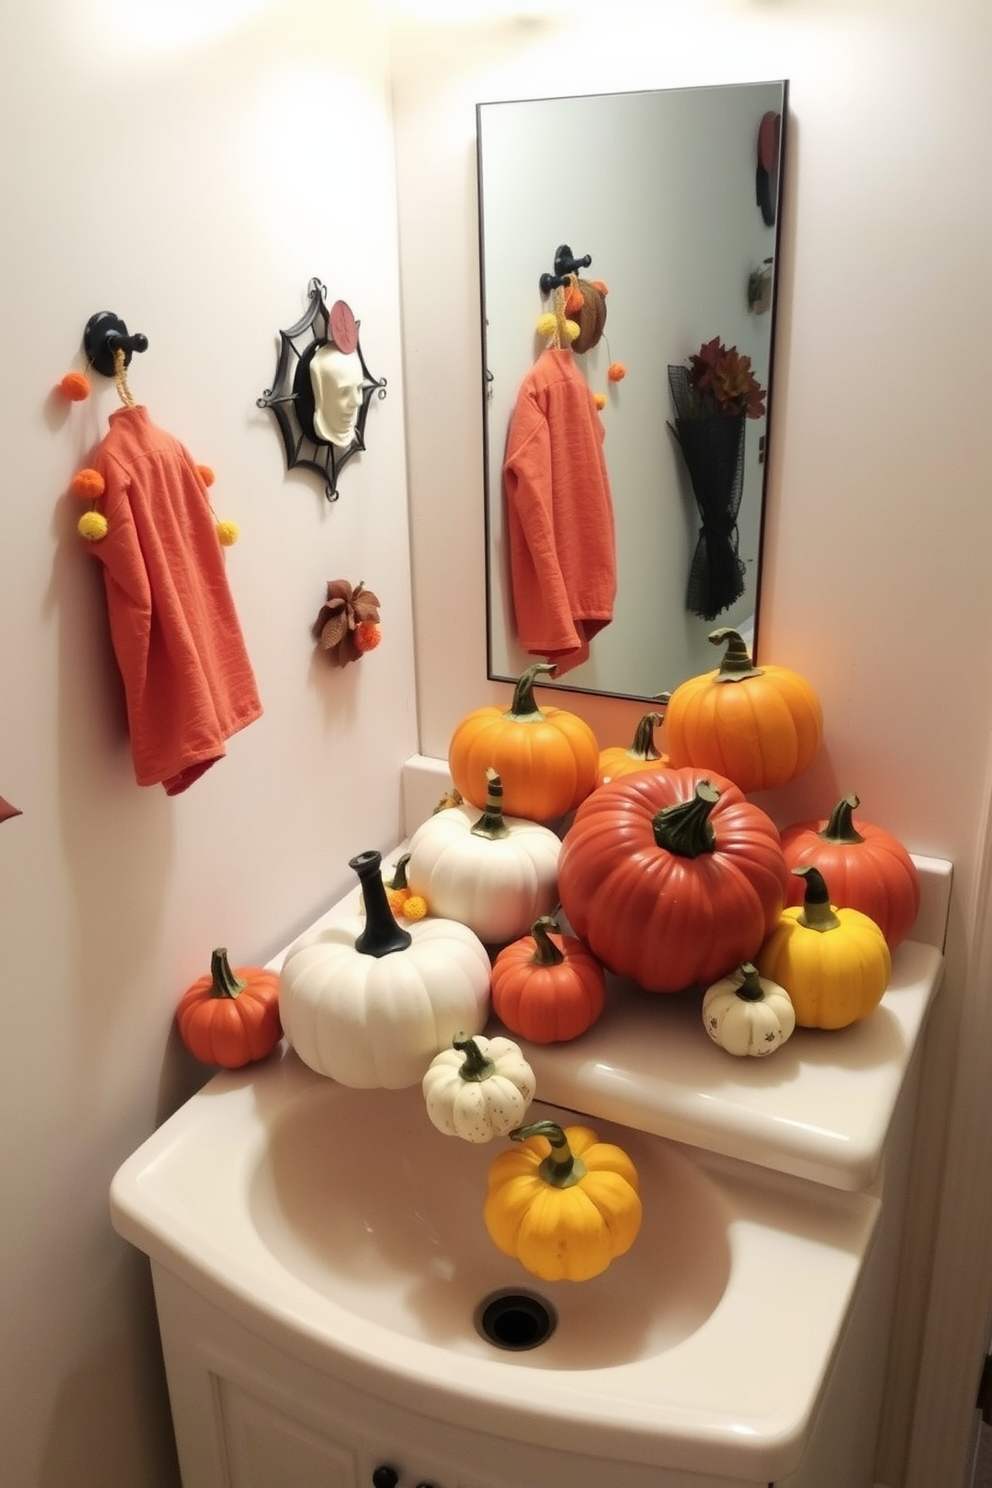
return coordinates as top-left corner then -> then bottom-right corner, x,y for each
597,710 -> 670,787
664,629 -> 823,795
780,793 -> 920,948
176,948 -> 282,1068
491,915 -> 606,1043
448,662 -> 598,821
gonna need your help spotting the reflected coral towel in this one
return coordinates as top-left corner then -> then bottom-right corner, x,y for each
86,406 -> 262,794
503,347 -> 617,673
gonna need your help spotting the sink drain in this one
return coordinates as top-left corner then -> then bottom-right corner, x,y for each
475,1288 -> 557,1351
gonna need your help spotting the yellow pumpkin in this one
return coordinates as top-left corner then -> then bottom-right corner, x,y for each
483,1119 -> 641,1282
448,663 -> 599,821
756,865 -> 891,1030
664,628 -> 823,795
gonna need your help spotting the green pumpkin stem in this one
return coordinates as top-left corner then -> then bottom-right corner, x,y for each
350,850 -> 413,957
793,864 -> 842,932
529,915 -> 565,967
511,1120 -> 587,1188
470,768 -> 511,839
628,711 -> 664,761
209,948 -> 246,999
734,963 -> 766,1003
652,780 -> 720,856
819,794 -> 866,846
452,1035 -> 496,1082
506,662 -> 556,721
709,627 -> 765,684
385,852 -> 412,891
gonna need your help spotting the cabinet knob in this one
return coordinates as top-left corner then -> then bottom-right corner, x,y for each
372,1469 -> 399,1488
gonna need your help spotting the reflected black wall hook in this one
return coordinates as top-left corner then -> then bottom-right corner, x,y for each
539,244 -> 592,296
83,312 -> 149,377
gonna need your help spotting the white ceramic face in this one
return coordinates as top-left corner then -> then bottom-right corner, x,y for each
310,345 -> 364,447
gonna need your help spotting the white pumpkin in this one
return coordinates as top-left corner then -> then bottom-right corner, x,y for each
406,769 -> 560,946
702,963 -> 796,1058
280,851 -> 491,1089
423,1034 -> 536,1142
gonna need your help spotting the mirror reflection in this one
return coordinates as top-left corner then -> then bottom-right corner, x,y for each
477,81 -> 787,701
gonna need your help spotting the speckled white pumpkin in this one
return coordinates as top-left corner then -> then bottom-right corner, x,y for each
422,1034 -> 536,1142
406,769 -> 561,946
702,963 -> 796,1058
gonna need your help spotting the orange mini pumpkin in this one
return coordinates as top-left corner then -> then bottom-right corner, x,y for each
448,662 -> 598,821
664,629 -> 823,795
491,915 -> 606,1044
597,710 -> 669,787
176,948 -> 282,1068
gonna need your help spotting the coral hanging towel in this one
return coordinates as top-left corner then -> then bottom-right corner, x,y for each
85,406 -> 262,794
503,347 -> 616,673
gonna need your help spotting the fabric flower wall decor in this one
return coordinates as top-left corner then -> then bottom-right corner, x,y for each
312,579 -> 382,666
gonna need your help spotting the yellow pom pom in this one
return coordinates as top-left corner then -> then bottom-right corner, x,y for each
401,895 -> 429,922
215,519 -> 239,546
70,468 -> 105,500
593,392 -> 607,410
536,312 -> 558,339
197,465 -> 216,488
386,887 -> 411,915
78,510 -> 108,542
563,319 -> 580,343
608,362 -> 627,382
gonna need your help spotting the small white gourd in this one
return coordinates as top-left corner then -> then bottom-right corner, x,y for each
406,769 -> 560,946
702,962 -> 796,1058
422,1033 -> 536,1142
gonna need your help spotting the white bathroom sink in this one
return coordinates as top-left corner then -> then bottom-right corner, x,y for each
111,1045 -> 881,1482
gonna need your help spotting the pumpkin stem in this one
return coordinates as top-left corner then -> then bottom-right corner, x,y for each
349,851 -> 413,957
627,711 -> 664,762
709,628 -> 765,684
209,947 -> 246,999
734,963 -> 766,1003
529,915 -> 565,967
511,1120 -> 586,1188
452,1035 -> 496,1082
819,794 -> 866,846
793,864 -> 842,932
470,768 -> 511,839
506,662 -> 556,721
651,780 -> 720,856
385,853 -> 412,891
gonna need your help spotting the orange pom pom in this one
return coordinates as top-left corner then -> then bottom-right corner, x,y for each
196,465 -> 216,487
70,469 -> 105,500
354,620 -> 382,654
401,894 -> 429,922
608,362 -> 627,382
591,279 -> 609,295
564,285 -> 585,315
58,371 -> 91,401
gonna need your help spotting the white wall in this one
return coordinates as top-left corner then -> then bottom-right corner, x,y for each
391,3 -> 992,1486
0,3 -> 417,1485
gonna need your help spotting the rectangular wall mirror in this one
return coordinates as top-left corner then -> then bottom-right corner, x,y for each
477,80 -> 788,701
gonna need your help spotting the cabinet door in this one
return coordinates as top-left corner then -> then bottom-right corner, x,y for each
220,1380 -> 360,1488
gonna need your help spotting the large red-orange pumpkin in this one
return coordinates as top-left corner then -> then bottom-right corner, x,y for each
176,948 -> 282,1068
664,629 -> 823,795
557,767 -> 790,993
491,915 -> 606,1043
780,793 -> 920,948
448,663 -> 598,821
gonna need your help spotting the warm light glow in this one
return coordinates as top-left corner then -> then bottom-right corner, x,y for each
104,0 -> 277,54
383,0 -> 583,19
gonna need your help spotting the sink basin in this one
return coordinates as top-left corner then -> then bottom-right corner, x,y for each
111,1045 -> 881,1482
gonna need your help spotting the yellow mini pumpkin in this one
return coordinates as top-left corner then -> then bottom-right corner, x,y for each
484,1119 -> 641,1282
756,865 -> 891,1030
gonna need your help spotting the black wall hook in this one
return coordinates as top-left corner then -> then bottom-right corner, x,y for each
539,244 -> 592,296
84,312 -> 149,377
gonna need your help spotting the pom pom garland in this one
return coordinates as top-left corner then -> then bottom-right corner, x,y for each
354,620 -> 382,654
197,465 -> 216,488
77,510 -> 109,542
608,362 -> 627,382
58,371 -> 91,401
593,392 -> 607,410
70,469 -> 105,500
215,519 -> 240,547
536,312 -> 558,339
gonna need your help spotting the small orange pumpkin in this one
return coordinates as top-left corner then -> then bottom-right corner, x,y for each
176,948 -> 282,1068
596,710 -> 670,787
491,915 -> 606,1043
448,662 -> 599,821
664,629 -> 823,795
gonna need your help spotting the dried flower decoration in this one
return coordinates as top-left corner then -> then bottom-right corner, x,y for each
685,336 -> 766,420
312,579 -> 382,666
